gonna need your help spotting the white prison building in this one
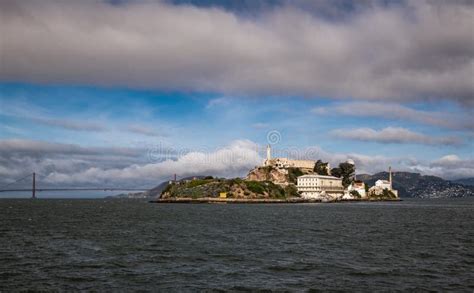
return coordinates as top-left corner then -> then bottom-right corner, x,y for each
297,174 -> 344,199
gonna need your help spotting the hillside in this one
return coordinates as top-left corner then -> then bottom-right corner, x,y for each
451,177 -> 474,186
161,177 -> 299,199
358,172 -> 474,198
112,176 -> 208,199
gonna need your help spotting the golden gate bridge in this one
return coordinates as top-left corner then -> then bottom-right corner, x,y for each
0,173 -> 150,198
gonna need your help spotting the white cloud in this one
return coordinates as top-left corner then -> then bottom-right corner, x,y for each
252,122 -> 270,129
42,139 -> 262,185
431,154 -> 473,169
1,138 -> 472,191
414,155 -> 474,179
331,127 -> 462,146
1,0 -> 472,103
206,97 -> 232,109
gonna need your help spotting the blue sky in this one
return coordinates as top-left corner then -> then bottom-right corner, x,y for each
1,83 -> 470,156
0,0 -> 473,195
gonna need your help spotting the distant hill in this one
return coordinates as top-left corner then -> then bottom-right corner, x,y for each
358,172 -> 474,198
451,177 -> 474,186
111,176 -> 209,199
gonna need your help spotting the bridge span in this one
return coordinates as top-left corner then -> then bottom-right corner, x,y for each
0,173 -> 150,198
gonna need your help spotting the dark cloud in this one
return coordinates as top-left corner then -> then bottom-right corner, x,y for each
0,139 -> 142,157
126,125 -> 165,137
0,0 -> 472,104
313,102 -> 474,132
0,100 -> 108,132
30,117 -> 107,132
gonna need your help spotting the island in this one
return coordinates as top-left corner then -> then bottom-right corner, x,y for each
151,145 -> 400,203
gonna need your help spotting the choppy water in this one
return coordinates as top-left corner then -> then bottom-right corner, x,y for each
1,198 -> 473,291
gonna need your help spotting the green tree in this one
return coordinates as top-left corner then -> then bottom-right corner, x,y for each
313,160 -> 329,175
331,162 -> 355,188
288,168 -> 304,184
285,184 -> 300,198
350,190 -> 361,198
331,167 -> 342,178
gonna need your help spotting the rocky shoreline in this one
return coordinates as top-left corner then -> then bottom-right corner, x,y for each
150,197 -> 402,204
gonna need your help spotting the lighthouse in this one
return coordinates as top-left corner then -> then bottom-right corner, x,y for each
266,144 -> 272,161
389,166 -> 393,190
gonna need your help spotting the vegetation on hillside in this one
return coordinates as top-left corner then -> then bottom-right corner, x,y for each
161,177 -> 300,199
288,167 -> 304,184
350,190 -> 361,198
367,188 -> 397,200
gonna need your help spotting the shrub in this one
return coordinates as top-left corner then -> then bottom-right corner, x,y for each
245,181 -> 266,194
288,168 -> 304,184
383,188 -> 396,198
229,178 -> 243,185
265,181 -> 285,198
162,183 -> 173,195
285,184 -> 300,197
350,190 -> 361,198
186,179 -> 211,188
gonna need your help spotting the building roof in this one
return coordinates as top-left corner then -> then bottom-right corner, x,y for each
298,174 -> 341,180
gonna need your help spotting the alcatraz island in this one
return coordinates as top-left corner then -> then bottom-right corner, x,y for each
153,145 -> 399,203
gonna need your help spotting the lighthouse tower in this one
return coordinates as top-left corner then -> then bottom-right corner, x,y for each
389,166 -> 393,190
266,144 -> 272,161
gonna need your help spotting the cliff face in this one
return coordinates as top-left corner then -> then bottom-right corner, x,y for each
246,166 -> 312,185
246,166 -> 288,185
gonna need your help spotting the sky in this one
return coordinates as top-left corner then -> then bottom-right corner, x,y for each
0,0 -> 473,196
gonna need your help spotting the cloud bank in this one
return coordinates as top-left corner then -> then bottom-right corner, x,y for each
1,0 -> 473,103
313,102 -> 474,132
0,139 -> 261,188
1,139 -> 472,193
331,127 -> 462,146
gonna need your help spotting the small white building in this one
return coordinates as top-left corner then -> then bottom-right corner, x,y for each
369,167 -> 399,197
297,174 -> 344,199
375,179 -> 391,189
347,180 -> 367,198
